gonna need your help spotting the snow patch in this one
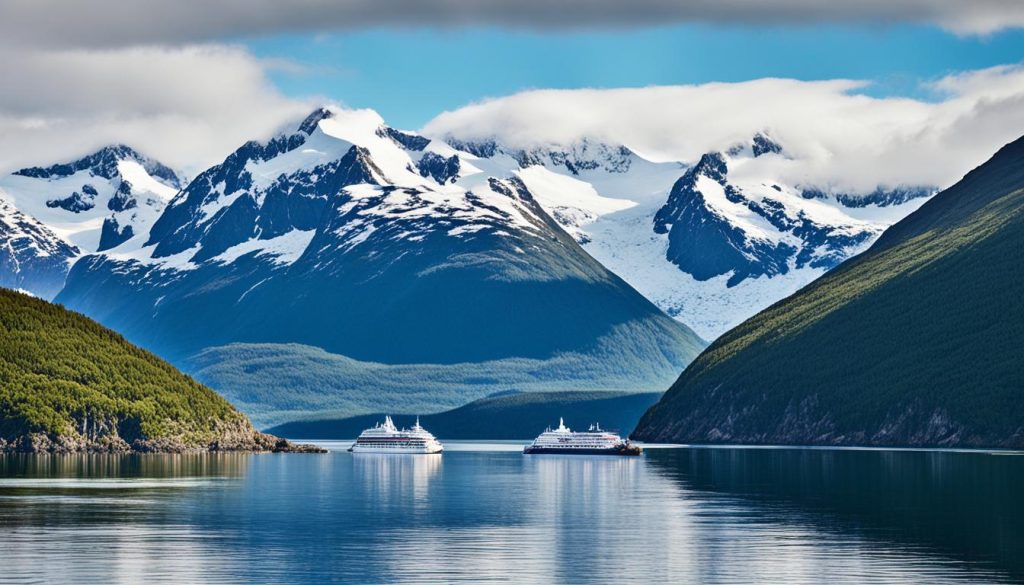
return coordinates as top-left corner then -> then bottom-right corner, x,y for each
212,229 -> 316,266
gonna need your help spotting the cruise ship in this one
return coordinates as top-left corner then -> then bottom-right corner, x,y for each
348,416 -> 444,454
523,418 -> 642,456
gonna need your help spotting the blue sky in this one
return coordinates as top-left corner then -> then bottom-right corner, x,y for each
250,24 -> 1024,129
6,2 -> 1024,176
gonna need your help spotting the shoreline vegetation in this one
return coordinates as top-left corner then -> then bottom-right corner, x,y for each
0,427 -> 326,454
0,289 -> 325,454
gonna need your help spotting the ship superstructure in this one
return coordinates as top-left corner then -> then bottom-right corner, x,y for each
523,418 -> 641,455
348,416 -> 444,454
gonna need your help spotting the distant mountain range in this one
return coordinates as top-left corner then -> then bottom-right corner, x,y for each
443,131 -> 932,338
265,390 -> 662,440
0,105 -> 938,429
633,135 -> 1024,449
25,107 -> 700,425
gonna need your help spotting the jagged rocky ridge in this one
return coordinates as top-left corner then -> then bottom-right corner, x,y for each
632,135 -> 1024,449
443,131 -> 933,338
653,151 -> 875,286
0,200 -> 79,299
0,116 -> 933,341
0,145 -> 181,298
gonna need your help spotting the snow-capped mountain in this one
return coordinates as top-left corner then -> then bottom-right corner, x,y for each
0,199 -> 79,298
439,132 -> 932,338
55,107 -> 705,422
0,145 -> 182,297
0,108 -> 934,350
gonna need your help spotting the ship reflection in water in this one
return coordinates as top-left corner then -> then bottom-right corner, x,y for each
0,445 -> 1021,584
353,449 -> 442,506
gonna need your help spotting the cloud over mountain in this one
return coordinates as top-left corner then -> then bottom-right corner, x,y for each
0,45 -> 312,175
1,1 -> 1024,184
424,67 -> 1024,193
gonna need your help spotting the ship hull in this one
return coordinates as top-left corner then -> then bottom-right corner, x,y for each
522,446 -> 641,456
348,445 -> 443,454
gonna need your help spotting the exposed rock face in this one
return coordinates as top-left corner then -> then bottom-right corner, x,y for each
98,217 -> 134,251
0,144 -> 181,297
802,185 -> 934,207
46,190 -> 96,213
751,132 -> 783,157
651,150 -> 901,287
446,136 -> 634,175
107,180 -> 137,212
417,151 -> 461,184
15,144 -> 180,188
0,200 -> 80,298
654,153 -> 797,285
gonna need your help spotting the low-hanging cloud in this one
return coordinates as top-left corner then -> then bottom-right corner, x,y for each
423,67 -> 1024,193
1,0 -> 1024,49
0,45 -> 314,175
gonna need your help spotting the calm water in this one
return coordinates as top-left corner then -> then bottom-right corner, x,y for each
1,442 -> 1022,584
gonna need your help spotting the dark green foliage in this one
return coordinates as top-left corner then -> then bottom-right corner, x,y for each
265,391 -> 663,439
634,136 -> 1024,448
0,288 -> 248,446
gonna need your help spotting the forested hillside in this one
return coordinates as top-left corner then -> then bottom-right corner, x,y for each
633,136 -> 1024,449
0,288 -> 313,452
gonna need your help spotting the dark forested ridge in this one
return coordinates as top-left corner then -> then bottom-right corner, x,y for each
633,136 -> 1024,449
266,391 -> 662,440
0,288 -> 317,452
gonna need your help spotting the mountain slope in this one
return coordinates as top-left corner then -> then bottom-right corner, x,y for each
0,288 -> 313,452
633,136 -> 1024,448
0,200 -> 79,298
265,390 -> 662,440
0,145 -> 181,298
186,339 -> 680,428
56,107 -> 705,420
444,133 -> 931,338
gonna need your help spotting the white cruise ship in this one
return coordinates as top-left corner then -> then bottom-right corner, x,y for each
523,418 -> 641,456
348,416 -> 444,454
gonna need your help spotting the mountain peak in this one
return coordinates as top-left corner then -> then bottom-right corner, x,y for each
13,144 -> 181,188
691,151 -> 728,180
297,107 -> 334,135
724,133 -> 783,159
751,132 -> 783,157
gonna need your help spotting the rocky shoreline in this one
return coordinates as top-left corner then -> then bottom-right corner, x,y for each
0,429 -> 327,454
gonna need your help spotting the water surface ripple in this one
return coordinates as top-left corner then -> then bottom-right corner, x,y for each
0,444 -> 1021,584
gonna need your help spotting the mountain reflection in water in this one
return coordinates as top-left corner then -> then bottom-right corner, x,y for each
0,445 -> 1020,584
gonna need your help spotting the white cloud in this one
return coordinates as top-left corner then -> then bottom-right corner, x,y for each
423,68 -> 1024,193
1,0 -> 1024,46
0,45 -> 313,175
